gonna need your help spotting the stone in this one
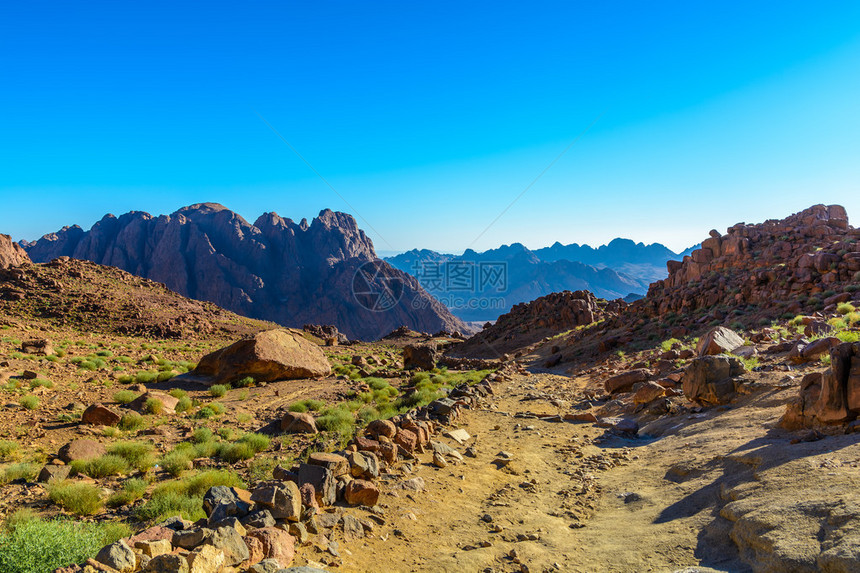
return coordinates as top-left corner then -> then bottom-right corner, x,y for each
129,392 -> 179,415
597,417 -> 639,434
398,477 -> 426,492
354,436 -> 380,452
57,439 -> 106,464
95,540 -> 136,573
308,452 -> 349,476
444,428 -> 470,444
21,338 -> 53,356
251,481 -> 302,521
280,412 -> 317,434
134,539 -> 172,557
604,369 -> 650,394
378,441 -> 398,464
403,343 -> 438,370
299,483 -> 319,511
394,428 -> 418,452
365,419 -> 397,439
347,450 -> 380,479
125,526 -> 175,546
696,327 -> 745,357
204,525 -> 250,567
187,544 -> 225,573
633,381 -> 666,404
172,527 -> 212,549
241,509 -> 277,529
187,329 -> 331,386
429,440 -> 463,461
245,527 -> 295,568
38,463 -> 71,482
297,464 -> 336,507
433,452 -> 448,468
682,355 -> 746,406
81,404 -> 121,426
730,345 -> 757,359
289,522 -> 309,545
142,554 -> 188,573
801,337 -> 841,361
344,479 -> 380,506
248,558 -> 282,573
243,535 -> 265,567
342,514 -> 364,540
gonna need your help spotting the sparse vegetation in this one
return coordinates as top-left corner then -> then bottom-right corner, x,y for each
208,384 -> 229,398
46,481 -> 104,515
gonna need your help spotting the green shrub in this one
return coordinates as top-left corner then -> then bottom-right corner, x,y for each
0,441 -> 19,462
71,454 -> 130,479
119,412 -> 146,432
28,378 -> 53,390
233,376 -> 255,388
1,463 -> 38,484
175,396 -> 192,413
107,442 -> 155,472
156,371 -> 176,383
837,302 -> 856,316
357,405 -> 381,425
836,331 -> 860,343
159,450 -> 193,477
46,481 -> 104,515
192,427 -> 213,443
106,477 -> 149,508
0,514 -> 130,573
208,385 -> 229,398
218,442 -> 256,463
169,389 -> 187,399
287,398 -> 325,413
135,371 -> 157,384
20,396 -> 39,410
316,406 -> 356,440
143,398 -> 163,415
112,390 -> 138,405
135,470 -> 244,522
238,433 -> 270,454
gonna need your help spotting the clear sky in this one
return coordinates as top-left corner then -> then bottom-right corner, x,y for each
2,1 -> 859,253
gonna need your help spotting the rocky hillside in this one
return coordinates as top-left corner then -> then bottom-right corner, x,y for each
0,234 -> 29,270
642,204 -> 860,327
22,203 -> 467,340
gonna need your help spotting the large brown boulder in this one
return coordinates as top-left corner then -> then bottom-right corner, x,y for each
782,342 -> 860,428
604,369 -> 650,394
682,355 -> 746,406
696,326 -> 745,357
0,234 -> 29,269
189,329 -> 330,386
403,343 -> 438,370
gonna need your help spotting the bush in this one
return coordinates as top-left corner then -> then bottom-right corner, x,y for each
136,470 -> 244,522
107,442 -> 155,472
316,406 -> 356,440
239,433 -> 270,454
156,371 -> 176,383
19,396 -> 39,410
837,302 -> 856,316
192,427 -> 213,443
135,371 -> 157,384
71,454 -> 130,479
0,441 -> 19,462
143,398 -> 163,415
0,514 -> 130,573
169,389 -> 188,399
287,398 -> 325,413
233,376 -> 255,388
1,463 -> 38,484
218,442 -> 256,464
28,378 -> 52,390
106,478 -> 149,508
46,481 -> 104,515
119,412 -> 146,432
208,385 -> 229,398
175,396 -> 192,413
112,390 -> 138,405
159,450 -> 193,477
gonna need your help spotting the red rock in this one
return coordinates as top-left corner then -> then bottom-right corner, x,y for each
354,436 -> 380,452
696,326 -> 745,357
58,439 -> 106,462
0,234 -> 30,269
344,479 -> 380,506
125,526 -> 175,546
563,412 -> 598,423
245,527 -> 295,568
394,428 -> 418,452
308,452 -> 349,476
299,483 -> 318,511
366,419 -> 397,439
604,369 -> 650,394
81,404 -> 121,426
633,381 -> 667,404
280,412 -> 317,434
242,535 -> 264,567
378,441 -> 398,464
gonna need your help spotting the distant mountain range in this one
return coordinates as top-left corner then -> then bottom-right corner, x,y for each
386,240 -> 694,322
21,203 -> 468,340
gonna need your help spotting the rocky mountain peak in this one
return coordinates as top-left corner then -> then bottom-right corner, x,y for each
0,234 -> 30,269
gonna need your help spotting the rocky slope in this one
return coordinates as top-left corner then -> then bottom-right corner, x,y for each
22,203 -> 467,340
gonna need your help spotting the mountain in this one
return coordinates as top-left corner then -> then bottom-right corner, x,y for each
385,239 -> 685,321
22,203 -> 467,340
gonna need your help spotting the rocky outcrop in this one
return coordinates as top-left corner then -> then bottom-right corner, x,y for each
183,329 -> 331,386
0,234 -> 29,269
643,205 -> 860,324
23,203 -> 466,340
781,342 -> 860,429
682,355 -> 747,406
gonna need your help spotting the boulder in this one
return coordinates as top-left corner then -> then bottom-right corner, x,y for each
280,412 -> 317,434
696,327 -> 745,357
58,439 -> 106,462
307,452 -> 349,477
250,481 -> 301,521
95,540 -> 136,573
187,545 -> 225,573
129,392 -> 180,414
682,355 -> 746,406
345,479 -> 380,506
245,527 -> 295,568
142,554 -> 188,573
187,329 -> 331,386
81,404 -> 121,426
20,339 -> 53,356
403,343 -> 438,370
604,369 -> 650,394
783,343 -> 860,428
204,525 -> 249,567
365,419 -> 397,439
633,381 -> 667,404
297,464 -> 336,507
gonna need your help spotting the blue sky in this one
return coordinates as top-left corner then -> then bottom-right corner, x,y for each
2,1 -> 859,253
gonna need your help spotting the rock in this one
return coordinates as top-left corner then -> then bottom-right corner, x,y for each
308,452 -> 349,477
429,440 -> 464,461
186,545 -> 225,573
633,381 -> 666,404
299,483 -> 318,511
378,441 -> 398,464
365,419 -> 397,439
398,477 -> 426,493
187,329 -> 331,386
800,337 -> 841,362
604,369 -> 650,394
58,439 -> 106,462
782,342 -> 860,428
433,452 -> 448,468
204,525 -> 250,567
38,464 -> 71,482
135,539 -> 172,557
344,479 -> 380,506
21,339 -> 53,356
682,355 -> 746,406
297,464 -> 336,506
129,392 -> 179,414
142,554 -> 188,573
248,558 -> 282,573
342,514 -> 364,541
241,509 -> 277,529
172,527 -> 212,549
403,343 -> 438,370
243,535 -> 265,568
245,527 -> 295,568
597,417 -> 639,434
731,345 -> 757,359
95,540 -> 136,573
696,327 -> 745,357
251,481 -> 302,521
280,412 -> 317,434
81,404 -> 121,426
203,486 -> 252,519
394,428 -> 418,452
288,522 -> 309,545
347,451 -> 380,479
444,428 -> 470,444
